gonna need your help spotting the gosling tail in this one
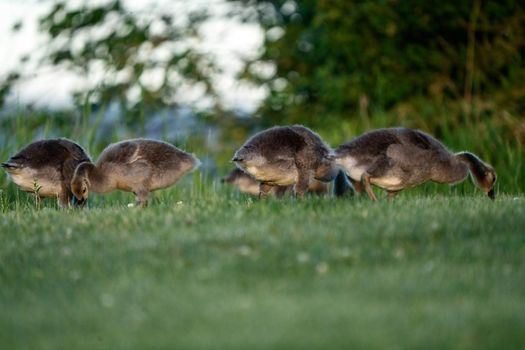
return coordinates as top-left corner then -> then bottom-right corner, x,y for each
333,170 -> 355,197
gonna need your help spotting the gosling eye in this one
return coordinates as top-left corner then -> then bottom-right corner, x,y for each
82,188 -> 87,194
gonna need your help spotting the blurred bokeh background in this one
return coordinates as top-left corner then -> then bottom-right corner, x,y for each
0,0 -> 524,194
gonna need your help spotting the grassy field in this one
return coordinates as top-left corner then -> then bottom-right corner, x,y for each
1,186 -> 524,349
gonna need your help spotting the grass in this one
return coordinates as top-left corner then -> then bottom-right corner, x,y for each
1,187 -> 524,349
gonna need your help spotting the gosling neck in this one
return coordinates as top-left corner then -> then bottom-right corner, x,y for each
455,152 -> 487,187
83,162 -> 113,193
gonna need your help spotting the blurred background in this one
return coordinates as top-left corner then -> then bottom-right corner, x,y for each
0,0 -> 524,196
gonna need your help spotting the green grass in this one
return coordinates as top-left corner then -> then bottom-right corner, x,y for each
1,188 -> 524,349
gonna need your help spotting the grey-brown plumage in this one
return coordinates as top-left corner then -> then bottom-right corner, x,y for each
71,139 -> 199,207
222,167 -> 329,197
334,127 -> 497,201
2,138 -> 91,208
222,168 -> 261,196
232,125 -> 338,197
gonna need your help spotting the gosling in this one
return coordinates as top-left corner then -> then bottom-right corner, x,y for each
71,139 -> 199,207
232,125 -> 339,197
2,138 -> 90,208
222,168 -> 329,197
333,127 -> 497,201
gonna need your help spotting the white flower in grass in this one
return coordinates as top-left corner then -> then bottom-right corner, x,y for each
239,298 -> 252,310
100,293 -> 115,308
316,262 -> 329,275
424,261 -> 435,273
65,228 -> 73,240
394,247 -> 405,259
339,247 -> 351,258
237,245 -> 252,256
69,270 -> 81,281
297,252 -> 310,263
127,203 -> 135,208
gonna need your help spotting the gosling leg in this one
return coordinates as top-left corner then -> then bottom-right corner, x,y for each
350,178 -> 364,194
294,171 -> 311,198
273,186 -> 289,198
387,191 -> 399,201
361,172 -> 378,201
259,183 -> 273,199
58,183 -> 70,209
294,149 -> 315,198
135,190 -> 150,208
35,194 -> 42,209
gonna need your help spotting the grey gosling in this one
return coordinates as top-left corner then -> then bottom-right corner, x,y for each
222,168 -> 261,196
333,127 -> 497,201
222,168 -> 329,197
71,139 -> 199,207
232,125 -> 339,197
2,138 -> 91,208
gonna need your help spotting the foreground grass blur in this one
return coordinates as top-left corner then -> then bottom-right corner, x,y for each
0,191 -> 524,349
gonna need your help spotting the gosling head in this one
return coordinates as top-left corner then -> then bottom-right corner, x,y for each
71,162 -> 94,207
457,152 -> 497,199
314,154 -> 339,182
222,168 -> 260,196
231,145 -> 256,166
479,167 -> 497,200
468,158 -> 497,199
222,168 -> 247,184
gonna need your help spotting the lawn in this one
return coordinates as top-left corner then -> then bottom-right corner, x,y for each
0,188 -> 524,349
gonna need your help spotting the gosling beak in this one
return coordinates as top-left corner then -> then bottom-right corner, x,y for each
1,162 -> 19,170
326,152 -> 337,161
487,188 -> 495,200
72,196 -> 87,208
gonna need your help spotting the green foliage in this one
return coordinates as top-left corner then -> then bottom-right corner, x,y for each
1,1 -> 217,121
0,195 -> 524,348
233,0 -> 525,127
